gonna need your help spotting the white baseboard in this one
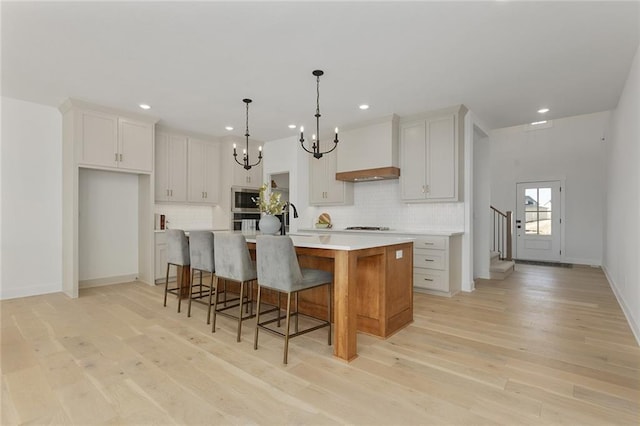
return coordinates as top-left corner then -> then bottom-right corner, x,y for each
562,257 -> 601,266
0,283 -> 61,300
602,265 -> 640,346
79,274 -> 138,289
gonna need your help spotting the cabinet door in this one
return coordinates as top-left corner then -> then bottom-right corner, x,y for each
309,155 -> 327,205
79,110 -> 118,168
188,139 -> 220,204
155,133 -> 187,202
426,115 -> 456,200
155,133 -> 171,201
246,161 -> 263,187
323,150 -> 345,204
168,135 -> 188,202
118,118 -> 153,172
400,121 -> 427,200
202,142 -> 220,204
188,139 -> 206,202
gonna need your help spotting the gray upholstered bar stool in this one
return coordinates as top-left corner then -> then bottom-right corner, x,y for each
212,233 -> 258,342
187,231 -> 216,322
254,235 -> 333,364
164,229 -> 190,313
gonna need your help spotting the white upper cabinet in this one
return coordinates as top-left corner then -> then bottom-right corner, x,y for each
188,138 -> 220,204
232,139 -> 263,187
400,105 -> 466,202
118,118 -> 154,172
74,107 -> 153,173
155,132 -> 188,202
78,110 -> 118,168
309,148 -> 353,206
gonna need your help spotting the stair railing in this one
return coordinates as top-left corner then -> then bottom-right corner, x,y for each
490,206 -> 513,261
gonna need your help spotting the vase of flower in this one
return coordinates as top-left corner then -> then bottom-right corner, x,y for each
259,214 -> 281,235
254,183 -> 286,235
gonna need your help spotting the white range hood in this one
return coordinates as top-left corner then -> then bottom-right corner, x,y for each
335,114 -> 400,182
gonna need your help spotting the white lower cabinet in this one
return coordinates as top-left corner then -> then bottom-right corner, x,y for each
154,233 -> 175,282
412,234 -> 462,297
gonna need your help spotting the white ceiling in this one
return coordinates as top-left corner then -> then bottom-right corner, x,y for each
2,1 -> 639,142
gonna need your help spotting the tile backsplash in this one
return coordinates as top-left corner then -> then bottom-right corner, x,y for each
154,204 -> 229,230
301,179 -> 464,231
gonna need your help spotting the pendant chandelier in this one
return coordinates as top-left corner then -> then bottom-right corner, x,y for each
233,98 -> 262,170
299,70 -> 338,159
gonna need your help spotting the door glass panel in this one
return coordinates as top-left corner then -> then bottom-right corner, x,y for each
524,187 -> 553,235
539,210 -> 552,235
525,188 -> 537,206
525,211 -> 538,234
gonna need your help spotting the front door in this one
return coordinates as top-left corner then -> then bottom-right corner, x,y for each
515,181 -> 562,261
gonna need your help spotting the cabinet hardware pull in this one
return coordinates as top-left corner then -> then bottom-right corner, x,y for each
424,278 -> 434,281
424,242 -> 434,245
120,153 -> 123,162
205,192 -> 207,198
115,153 -> 118,162
425,259 -> 434,262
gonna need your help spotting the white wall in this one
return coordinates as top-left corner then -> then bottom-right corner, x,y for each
262,135 -> 310,232
1,97 -> 62,299
490,111 -> 609,265
78,168 -> 139,281
473,127 -> 491,279
604,44 -> 640,343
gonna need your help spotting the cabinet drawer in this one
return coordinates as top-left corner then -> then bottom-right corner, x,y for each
413,250 -> 446,270
414,270 -> 448,292
414,236 -> 447,250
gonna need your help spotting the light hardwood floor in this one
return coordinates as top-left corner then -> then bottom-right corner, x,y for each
1,264 -> 638,425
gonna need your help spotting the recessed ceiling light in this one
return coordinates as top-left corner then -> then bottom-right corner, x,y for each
288,124 -> 297,129
537,108 -> 550,113
225,126 -> 234,131
359,104 -> 370,110
531,120 -> 548,125
139,104 -> 151,110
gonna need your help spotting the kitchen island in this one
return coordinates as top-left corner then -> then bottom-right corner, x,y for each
245,233 -> 414,362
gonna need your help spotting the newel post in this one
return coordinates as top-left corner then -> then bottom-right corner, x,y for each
506,211 -> 513,261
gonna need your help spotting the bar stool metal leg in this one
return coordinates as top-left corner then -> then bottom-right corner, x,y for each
284,293 -> 292,364
254,285 -> 262,350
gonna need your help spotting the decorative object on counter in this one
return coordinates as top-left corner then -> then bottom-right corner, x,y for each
155,214 -> 166,230
255,183 -> 286,235
259,214 -> 281,235
233,98 -> 263,170
299,70 -> 339,159
315,212 -> 332,229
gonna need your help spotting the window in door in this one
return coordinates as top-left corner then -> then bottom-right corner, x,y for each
524,187 -> 552,236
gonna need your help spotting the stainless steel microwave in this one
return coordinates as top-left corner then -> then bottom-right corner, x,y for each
231,186 -> 260,212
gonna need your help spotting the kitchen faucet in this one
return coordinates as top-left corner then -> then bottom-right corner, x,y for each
280,202 -> 298,235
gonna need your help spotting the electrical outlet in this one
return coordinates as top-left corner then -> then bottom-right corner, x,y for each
395,250 -> 403,259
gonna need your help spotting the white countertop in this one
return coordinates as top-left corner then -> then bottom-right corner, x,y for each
154,228 -> 230,233
242,232 -> 414,251
297,228 -> 464,237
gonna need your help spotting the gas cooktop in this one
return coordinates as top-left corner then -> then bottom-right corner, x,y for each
345,226 -> 390,231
